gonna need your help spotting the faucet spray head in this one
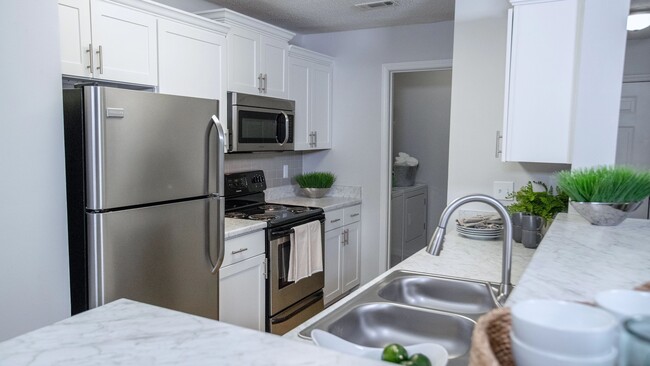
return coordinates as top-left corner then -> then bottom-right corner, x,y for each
426,226 -> 446,256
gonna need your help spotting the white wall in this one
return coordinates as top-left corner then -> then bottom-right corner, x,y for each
447,0 -> 569,213
294,22 -> 455,284
393,70 -> 452,237
0,1 -> 70,341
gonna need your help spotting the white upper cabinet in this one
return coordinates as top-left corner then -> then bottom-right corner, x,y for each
58,0 -> 92,77
288,46 -> 333,150
198,9 -> 295,99
58,0 -> 158,85
502,0 -> 579,163
157,18 -> 228,122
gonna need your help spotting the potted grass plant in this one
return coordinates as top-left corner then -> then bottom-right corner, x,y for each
294,171 -> 336,198
556,166 -> 650,226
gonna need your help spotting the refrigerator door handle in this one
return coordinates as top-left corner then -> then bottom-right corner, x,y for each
209,115 -> 225,193
206,196 -> 225,274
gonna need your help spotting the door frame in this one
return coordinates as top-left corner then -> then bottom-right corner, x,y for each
378,59 -> 453,272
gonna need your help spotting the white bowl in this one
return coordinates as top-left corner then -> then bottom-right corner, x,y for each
311,329 -> 448,366
511,332 -> 618,366
595,289 -> 650,321
511,299 -> 618,357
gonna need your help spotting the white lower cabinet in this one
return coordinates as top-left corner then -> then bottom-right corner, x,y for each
323,205 -> 361,306
219,230 -> 266,331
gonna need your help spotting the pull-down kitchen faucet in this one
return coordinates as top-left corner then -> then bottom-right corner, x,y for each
426,194 -> 514,301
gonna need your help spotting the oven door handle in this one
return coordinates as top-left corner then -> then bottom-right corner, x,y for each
271,228 -> 294,237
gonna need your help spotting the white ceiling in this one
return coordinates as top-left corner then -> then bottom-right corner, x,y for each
202,0 -> 455,34
158,0 -> 650,38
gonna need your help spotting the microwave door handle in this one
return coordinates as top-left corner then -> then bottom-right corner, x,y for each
281,112 -> 289,145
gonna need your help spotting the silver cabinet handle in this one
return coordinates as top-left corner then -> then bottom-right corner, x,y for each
309,132 -> 314,147
86,43 -> 94,72
350,213 -> 360,218
96,45 -> 104,75
314,131 -> 317,147
495,130 -> 502,158
263,73 -> 268,93
258,73 -> 263,93
330,218 -> 341,223
231,248 -> 248,255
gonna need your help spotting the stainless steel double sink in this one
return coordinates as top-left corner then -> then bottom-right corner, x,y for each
299,270 -> 504,366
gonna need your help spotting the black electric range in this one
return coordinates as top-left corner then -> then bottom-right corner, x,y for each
224,170 -> 324,226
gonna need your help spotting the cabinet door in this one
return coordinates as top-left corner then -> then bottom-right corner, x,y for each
288,57 -> 311,150
227,27 -> 261,95
323,227 -> 342,305
58,0 -> 92,77
503,1 -> 579,163
219,253 -> 266,331
260,36 -> 288,98
158,19 -> 227,121
310,63 -> 332,149
91,0 -> 158,85
341,222 -> 360,293
405,192 -> 426,242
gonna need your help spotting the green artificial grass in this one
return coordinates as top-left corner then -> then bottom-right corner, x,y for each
294,172 -> 336,188
556,166 -> 650,203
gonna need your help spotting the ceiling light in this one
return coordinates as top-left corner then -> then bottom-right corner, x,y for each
627,13 -> 650,31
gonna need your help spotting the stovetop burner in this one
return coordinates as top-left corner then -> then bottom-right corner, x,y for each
259,204 -> 286,211
225,212 -> 248,219
248,213 -> 279,221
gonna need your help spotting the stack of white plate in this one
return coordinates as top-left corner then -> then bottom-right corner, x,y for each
456,215 -> 502,240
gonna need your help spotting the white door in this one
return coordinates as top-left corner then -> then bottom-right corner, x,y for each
323,228 -> 342,305
260,36 -> 288,98
58,0 -> 92,77
91,1 -> 158,85
157,19 -> 227,122
617,81 -> 650,219
219,254 -> 266,331
227,27 -> 261,95
341,222 -> 360,293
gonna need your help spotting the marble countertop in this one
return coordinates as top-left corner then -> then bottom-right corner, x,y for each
224,218 -> 266,240
0,299 -> 384,366
506,213 -> 650,305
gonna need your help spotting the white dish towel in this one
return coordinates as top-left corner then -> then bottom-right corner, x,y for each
287,221 -> 323,282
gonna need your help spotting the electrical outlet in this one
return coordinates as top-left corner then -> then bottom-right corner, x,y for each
282,165 -> 288,178
493,181 -> 514,200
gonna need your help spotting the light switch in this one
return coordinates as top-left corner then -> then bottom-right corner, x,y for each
493,181 -> 514,200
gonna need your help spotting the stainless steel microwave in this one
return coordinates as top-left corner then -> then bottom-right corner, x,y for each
227,92 -> 295,152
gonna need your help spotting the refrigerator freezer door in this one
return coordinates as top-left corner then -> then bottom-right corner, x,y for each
88,197 -> 222,320
84,86 -> 220,210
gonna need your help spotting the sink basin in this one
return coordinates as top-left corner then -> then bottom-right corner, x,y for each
299,270 -> 505,366
326,303 -> 474,359
377,275 -> 499,315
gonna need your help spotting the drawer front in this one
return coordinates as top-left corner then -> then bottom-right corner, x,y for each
223,230 -> 265,267
344,205 -> 361,225
325,209 -> 345,232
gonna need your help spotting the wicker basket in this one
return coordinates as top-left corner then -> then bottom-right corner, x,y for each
468,282 -> 650,366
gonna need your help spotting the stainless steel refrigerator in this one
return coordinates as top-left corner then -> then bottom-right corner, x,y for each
63,86 -> 225,319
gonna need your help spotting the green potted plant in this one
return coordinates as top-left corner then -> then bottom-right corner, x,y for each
556,166 -> 650,225
294,171 -> 336,199
507,181 -> 569,223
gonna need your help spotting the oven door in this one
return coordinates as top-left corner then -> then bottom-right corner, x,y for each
268,218 -> 325,317
269,290 -> 323,335
230,106 -> 294,152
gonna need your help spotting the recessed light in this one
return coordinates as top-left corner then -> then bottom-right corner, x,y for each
627,13 -> 650,31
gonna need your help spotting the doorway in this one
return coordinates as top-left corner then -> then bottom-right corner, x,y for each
378,60 -> 452,272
